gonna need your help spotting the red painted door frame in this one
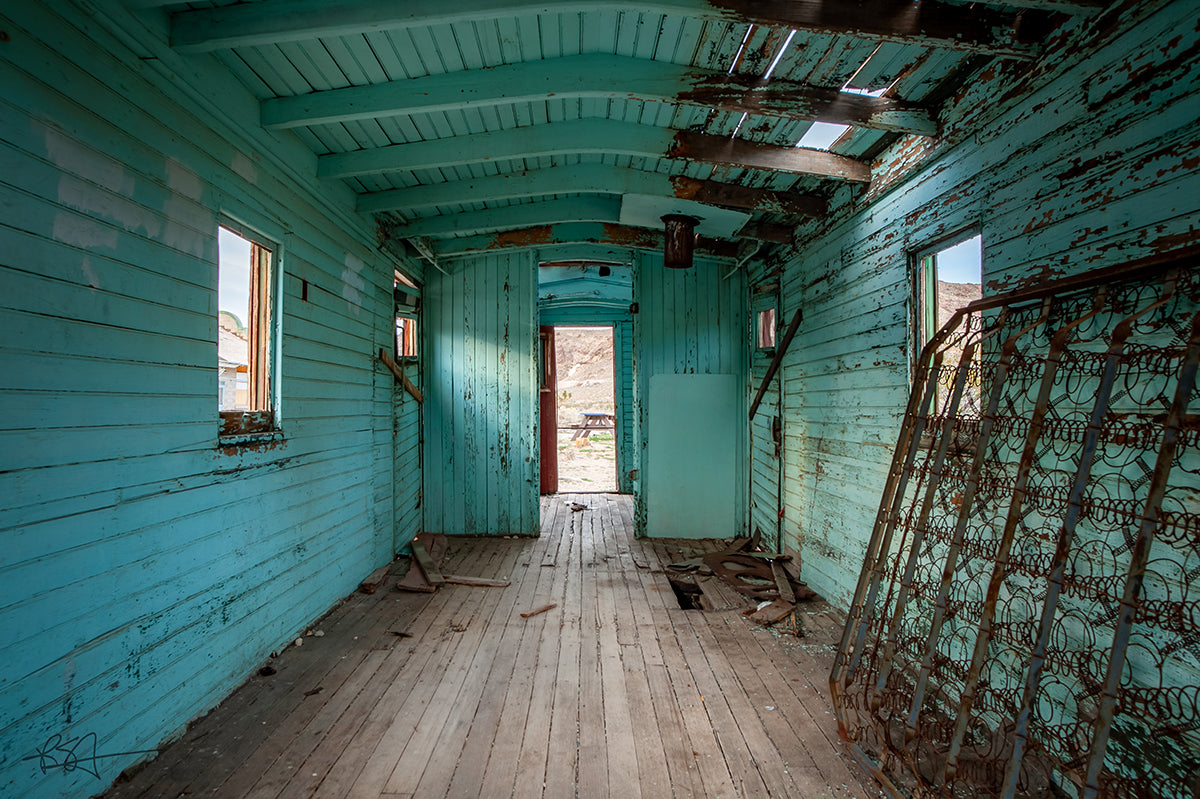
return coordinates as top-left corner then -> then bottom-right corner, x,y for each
538,326 -> 558,494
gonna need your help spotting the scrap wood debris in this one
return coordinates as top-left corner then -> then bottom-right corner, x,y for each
394,533 -> 510,593
664,534 -> 817,635
520,602 -> 557,618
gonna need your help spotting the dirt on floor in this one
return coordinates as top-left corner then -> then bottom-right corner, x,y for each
555,429 -> 617,492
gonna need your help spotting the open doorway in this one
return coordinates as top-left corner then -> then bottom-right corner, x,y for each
553,326 -> 616,493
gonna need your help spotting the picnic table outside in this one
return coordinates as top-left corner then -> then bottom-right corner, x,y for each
569,411 -> 616,441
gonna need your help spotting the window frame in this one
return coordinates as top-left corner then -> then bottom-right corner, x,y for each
217,219 -> 284,441
909,228 -> 983,373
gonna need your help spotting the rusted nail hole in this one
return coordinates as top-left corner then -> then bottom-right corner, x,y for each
0,31 -> 10,43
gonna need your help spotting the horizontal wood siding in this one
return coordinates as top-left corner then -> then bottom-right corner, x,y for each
0,2 -> 405,795
764,1 -> 1200,608
747,312 -> 780,550
423,252 -> 539,536
394,368 -> 424,552
634,252 -> 747,537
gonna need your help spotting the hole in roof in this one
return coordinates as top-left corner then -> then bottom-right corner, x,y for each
796,122 -> 850,151
762,29 -> 796,81
843,86 -> 888,97
728,25 -> 754,74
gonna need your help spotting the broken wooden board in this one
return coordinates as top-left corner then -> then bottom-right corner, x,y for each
746,599 -> 795,625
771,561 -> 796,605
359,562 -> 393,594
379,347 -> 423,403
521,603 -> 557,618
443,575 -> 511,588
415,532 -> 448,568
697,575 -> 748,612
395,563 -> 437,593
410,540 -> 445,585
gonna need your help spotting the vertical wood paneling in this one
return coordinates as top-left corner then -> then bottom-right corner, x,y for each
754,1 -> 1200,609
0,3 -> 410,796
633,252 -> 747,537
614,319 -> 635,493
422,252 -> 539,535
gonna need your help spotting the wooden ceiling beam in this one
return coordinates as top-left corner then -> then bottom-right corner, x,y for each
972,0 -> 1108,11
263,54 -> 935,135
419,221 -> 740,261
357,163 -> 826,218
384,195 -> 789,243
387,197 -> 623,239
171,0 -> 1037,58
336,120 -> 869,190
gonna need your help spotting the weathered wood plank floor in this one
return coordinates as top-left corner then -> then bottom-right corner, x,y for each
105,494 -> 881,799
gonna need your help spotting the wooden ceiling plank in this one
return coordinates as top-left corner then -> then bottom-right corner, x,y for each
264,53 -> 935,135
334,119 -> 868,191
171,0 -> 1036,58
356,163 -> 826,217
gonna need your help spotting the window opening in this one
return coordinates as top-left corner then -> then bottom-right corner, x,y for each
756,307 -> 777,350
912,232 -> 983,413
395,317 -> 418,358
218,225 -> 276,435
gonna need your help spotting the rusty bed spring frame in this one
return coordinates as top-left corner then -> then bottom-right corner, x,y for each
831,251 -> 1200,798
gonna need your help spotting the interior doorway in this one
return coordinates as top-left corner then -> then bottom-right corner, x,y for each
553,326 -> 616,493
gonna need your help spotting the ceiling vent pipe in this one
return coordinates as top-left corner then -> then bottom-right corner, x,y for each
662,214 -> 700,269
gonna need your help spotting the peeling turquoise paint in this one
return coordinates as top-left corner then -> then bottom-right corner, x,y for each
756,0 -> 1200,609
634,252 -> 748,538
0,3 -> 404,796
421,252 -> 539,536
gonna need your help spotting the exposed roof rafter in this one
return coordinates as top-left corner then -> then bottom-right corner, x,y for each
388,196 -> 624,239
384,195 -> 789,243
357,164 -> 826,218
262,54 -> 936,136
330,120 -> 869,187
171,0 -> 1039,58
417,220 -> 739,261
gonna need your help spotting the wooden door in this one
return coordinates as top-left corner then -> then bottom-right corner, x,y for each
538,326 -> 558,494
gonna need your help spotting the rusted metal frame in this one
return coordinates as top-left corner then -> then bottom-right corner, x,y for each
962,244 -> 1200,317
832,351 -> 944,710
942,288 -> 1110,782
902,300 -> 1054,744
832,309 -> 967,694
868,307 -> 1017,710
998,275 -> 1180,799
748,307 -> 802,420
1079,308 -> 1200,799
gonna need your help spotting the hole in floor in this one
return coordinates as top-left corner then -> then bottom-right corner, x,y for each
667,575 -> 703,610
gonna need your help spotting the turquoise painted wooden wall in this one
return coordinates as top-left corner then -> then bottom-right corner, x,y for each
0,3 -> 407,796
753,0 -> 1200,608
422,252 -> 539,536
634,251 -> 747,537
393,325 -> 424,553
